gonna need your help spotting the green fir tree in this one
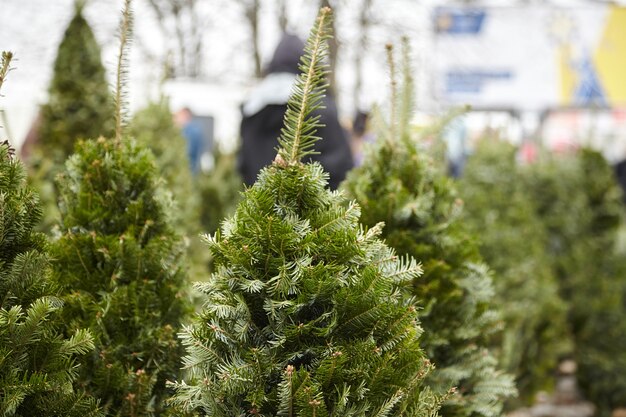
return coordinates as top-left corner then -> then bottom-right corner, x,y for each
0,141 -> 102,417
521,148 -> 626,414
38,1 -> 113,158
0,52 -> 102,417
129,99 -> 196,219
50,4 -> 191,415
171,9 -> 442,416
30,1 -> 113,231
459,140 -> 570,402
51,138 -> 191,415
342,43 -> 515,417
129,99 -> 209,279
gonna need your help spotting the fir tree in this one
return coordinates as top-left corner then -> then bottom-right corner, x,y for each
521,149 -> 626,414
459,140 -> 570,402
0,52 -> 102,417
52,138 -> 191,415
50,3 -> 191,415
129,99 -> 198,229
129,99 -> 209,279
39,1 -> 113,158
342,43 -> 515,417
171,9 -> 442,416
30,1 -> 113,231
521,149 -> 623,311
573,254 -> 626,415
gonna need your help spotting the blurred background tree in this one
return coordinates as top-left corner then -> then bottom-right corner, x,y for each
459,140 -> 571,404
26,2 -> 113,232
520,148 -> 626,414
38,2 -> 113,159
343,43 -> 515,417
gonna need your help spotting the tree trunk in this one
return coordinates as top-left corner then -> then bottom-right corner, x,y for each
277,0 -> 288,32
186,0 -> 203,78
244,0 -> 262,78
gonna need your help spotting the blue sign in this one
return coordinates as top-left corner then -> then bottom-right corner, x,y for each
446,70 -> 513,93
435,8 -> 486,34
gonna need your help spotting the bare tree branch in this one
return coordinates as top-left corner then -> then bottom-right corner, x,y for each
144,0 -> 204,78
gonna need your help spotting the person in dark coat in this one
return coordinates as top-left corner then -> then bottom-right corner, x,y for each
238,33 -> 353,190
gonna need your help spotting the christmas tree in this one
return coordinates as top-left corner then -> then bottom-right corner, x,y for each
342,43 -> 515,417
171,9 -> 442,416
573,253 -> 626,414
129,99 -> 198,232
30,1 -> 113,231
521,149 -> 622,312
129,99 -> 209,279
50,4 -> 191,415
521,149 -> 626,414
459,140 -> 570,402
0,52 -> 102,417
38,1 -> 113,158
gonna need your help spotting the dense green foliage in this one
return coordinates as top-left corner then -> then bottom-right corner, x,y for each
521,149 -> 626,414
51,138 -> 191,416
343,46 -> 515,417
0,142 -> 102,417
197,150 -> 242,236
459,140 -> 570,402
10,0 -> 626,413
129,100 -> 211,279
462,142 -> 626,412
573,252 -> 626,414
30,4 -> 113,231
129,100 -> 197,229
129,100 -> 245,277
39,4 -> 113,158
171,9 -> 442,416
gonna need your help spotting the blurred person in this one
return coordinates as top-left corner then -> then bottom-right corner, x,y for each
350,110 -> 375,167
444,114 -> 467,178
174,107 -> 204,176
238,33 -> 353,189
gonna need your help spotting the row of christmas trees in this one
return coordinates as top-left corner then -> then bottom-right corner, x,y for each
2,3 -> 626,416
461,140 -> 626,411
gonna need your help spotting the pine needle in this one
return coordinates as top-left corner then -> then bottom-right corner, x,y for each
0,51 -> 14,95
114,0 -> 133,143
277,7 -> 333,165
